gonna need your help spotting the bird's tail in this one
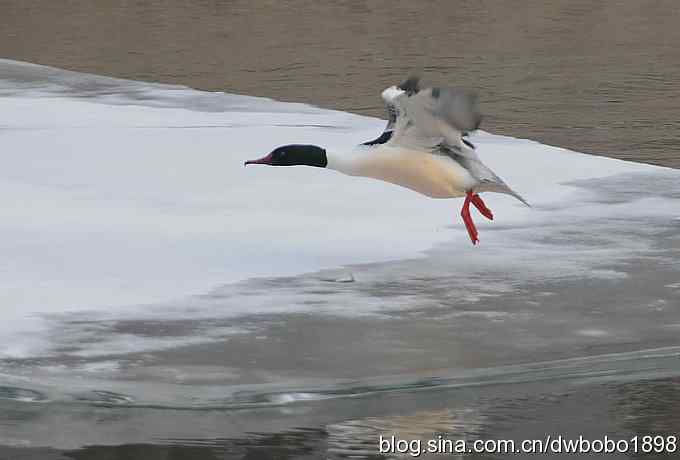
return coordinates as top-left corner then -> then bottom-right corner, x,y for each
505,187 -> 531,207
482,181 -> 531,207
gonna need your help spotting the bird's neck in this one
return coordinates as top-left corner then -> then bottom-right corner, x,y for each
325,147 -> 368,176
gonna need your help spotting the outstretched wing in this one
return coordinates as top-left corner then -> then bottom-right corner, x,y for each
361,77 -> 421,146
385,77 -> 529,205
386,77 -> 481,153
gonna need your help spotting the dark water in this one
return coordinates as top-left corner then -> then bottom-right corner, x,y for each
2,2 -> 680,459
4,373 -> 680,459
0,0 -> 678,168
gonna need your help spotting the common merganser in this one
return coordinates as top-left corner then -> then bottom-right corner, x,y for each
245,77 -> 528,244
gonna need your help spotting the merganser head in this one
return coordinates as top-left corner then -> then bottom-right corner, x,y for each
245,145 -> 327,168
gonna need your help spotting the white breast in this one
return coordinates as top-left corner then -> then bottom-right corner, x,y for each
327,146 -> 477,198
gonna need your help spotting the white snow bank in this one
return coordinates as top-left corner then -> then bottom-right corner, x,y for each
0,59 -> 678,359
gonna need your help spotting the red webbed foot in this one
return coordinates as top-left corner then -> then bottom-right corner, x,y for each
461,192 -> 479,245
470,193 -> 493,221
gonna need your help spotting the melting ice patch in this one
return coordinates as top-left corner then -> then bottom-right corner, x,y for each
0,58 -> 679,362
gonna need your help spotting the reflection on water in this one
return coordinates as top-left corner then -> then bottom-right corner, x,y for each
325,408 -> 484,459
0,0 -> 678,167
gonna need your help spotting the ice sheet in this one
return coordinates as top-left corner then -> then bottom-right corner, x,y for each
0,59 -> 678,361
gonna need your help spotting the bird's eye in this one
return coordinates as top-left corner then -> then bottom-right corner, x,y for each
279,151 -> 286,157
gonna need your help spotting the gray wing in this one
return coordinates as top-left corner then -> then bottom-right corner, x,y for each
387,79 -> 481,153
361,77 -> 421,146
386,77 -> 529,205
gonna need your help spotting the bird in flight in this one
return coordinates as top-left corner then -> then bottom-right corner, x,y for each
246,77 -> 528,244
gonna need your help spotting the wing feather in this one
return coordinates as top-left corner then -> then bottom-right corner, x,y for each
389,81 -> 482,154
378,77 -> 528,205
361,77 -> 422,146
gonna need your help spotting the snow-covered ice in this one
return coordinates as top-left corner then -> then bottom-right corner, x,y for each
0,58 -> 679,364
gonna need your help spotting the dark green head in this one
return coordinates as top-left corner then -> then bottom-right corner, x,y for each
245,144 -> 327,168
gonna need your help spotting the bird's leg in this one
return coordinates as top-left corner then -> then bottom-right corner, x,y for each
470,193 -> 493,220
461,191 -> 479,245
